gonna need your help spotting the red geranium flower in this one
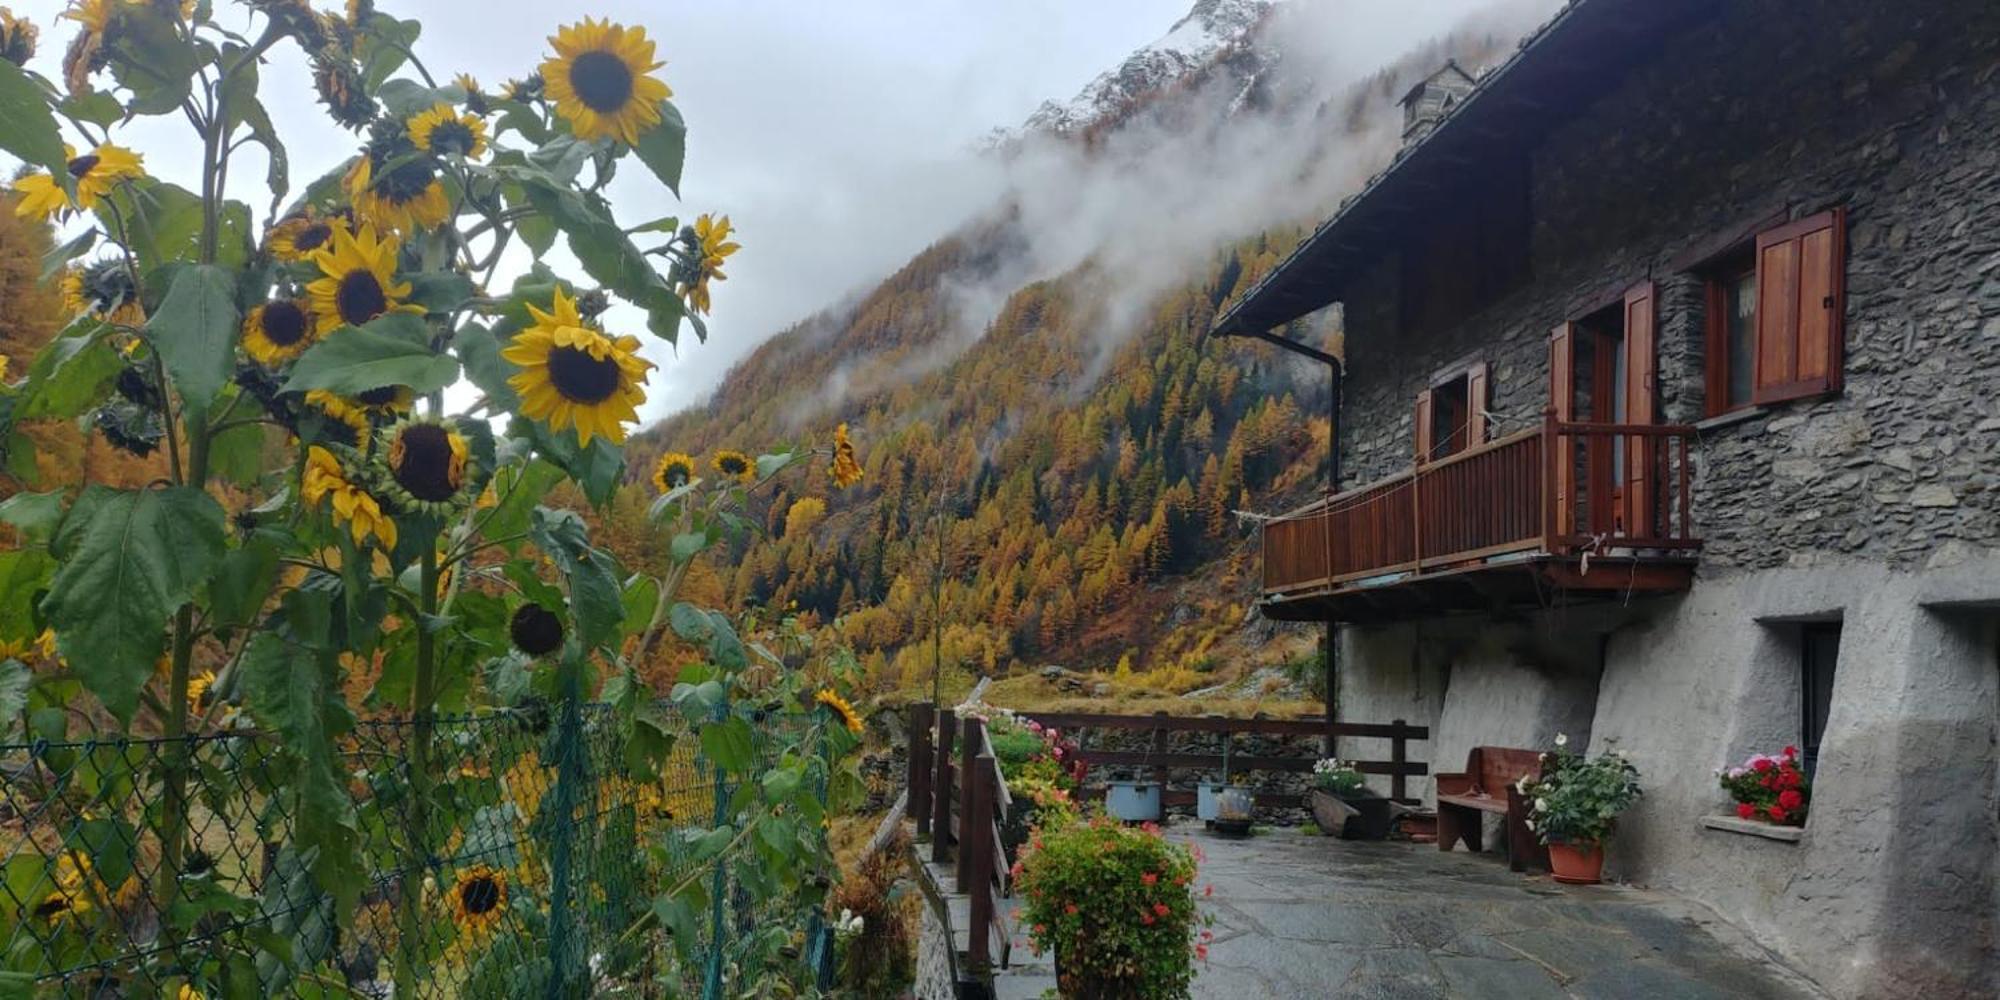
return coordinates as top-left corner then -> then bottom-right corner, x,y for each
1752,758 -> 1775,773
1141,872 -> 1158,886
1778,789 -> 1803,810
1141,912 -> 1155,926
1782,745 -> 1798,758
1768,805 -> 1788,822
1153,902 -> 1171,917
1736,802 -> 1757,820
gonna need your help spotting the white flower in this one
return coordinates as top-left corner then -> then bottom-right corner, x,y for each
1535,797 -> 1548,811
1554,733 -> 1569,747
1515,777 -> 1531,793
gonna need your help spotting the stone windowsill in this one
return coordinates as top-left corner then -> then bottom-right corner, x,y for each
1693,406 -> 1769,433
1699,814 -> 1804,843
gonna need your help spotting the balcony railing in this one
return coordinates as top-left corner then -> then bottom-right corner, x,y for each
1264,417 -> 1699,597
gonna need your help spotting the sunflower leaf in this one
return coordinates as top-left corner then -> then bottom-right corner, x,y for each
107,6 -> 201,116
282,312 -> 459,396
146,264 -> 240,412
0,548 -> 55,643
631,100 -> 686,196
0,59 -> 69,182
14,319 -> 120,422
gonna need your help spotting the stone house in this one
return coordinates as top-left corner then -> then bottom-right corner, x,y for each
1210,0 -> 1999,996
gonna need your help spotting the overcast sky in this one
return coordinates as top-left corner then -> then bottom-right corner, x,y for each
6,0 -> 1191,421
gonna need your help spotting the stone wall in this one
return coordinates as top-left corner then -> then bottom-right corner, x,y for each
1337,0 -> 2000,572
912,877 -> 956,1000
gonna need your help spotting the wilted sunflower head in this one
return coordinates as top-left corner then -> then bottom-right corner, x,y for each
407,103 -> 488,159
311,50 -> 375,129
379,416 -> 476,516
500,287 -> 652,445
241,299 -> 316,365
540,18 -> 672,145
651,451 -> 695,493
344,142 -> 449,236
711,449 -> 754,485
830,423 -> 863,488
0,7 -> 38,66
265,207 -> 350,262
302,390 -> 372,449
450,865 -> 507,934
509,603 -> 564,657
64,257 -> 143,324
305,222 -> 413,335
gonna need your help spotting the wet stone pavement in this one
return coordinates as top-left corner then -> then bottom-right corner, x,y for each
1177,827 -> 1821,999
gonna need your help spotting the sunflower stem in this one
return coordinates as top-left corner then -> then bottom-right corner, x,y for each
393,542 -> 442,994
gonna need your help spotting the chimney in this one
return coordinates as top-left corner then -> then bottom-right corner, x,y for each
1398,59 -> 1477,144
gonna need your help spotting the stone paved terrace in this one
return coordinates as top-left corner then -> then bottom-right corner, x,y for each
988,825 -> 1825,999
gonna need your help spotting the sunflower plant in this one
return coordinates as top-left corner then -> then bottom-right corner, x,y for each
0,0 -> 840,993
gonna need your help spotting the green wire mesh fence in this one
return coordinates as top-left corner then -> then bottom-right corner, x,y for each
0,702 -> 823,998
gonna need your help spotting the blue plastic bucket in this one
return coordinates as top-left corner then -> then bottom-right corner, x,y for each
1105,781 -> 1162,822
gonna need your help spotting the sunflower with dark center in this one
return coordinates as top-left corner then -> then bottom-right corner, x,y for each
12,142 -> 144,223
63,258 -> 144,326
450,865 -> 507,935
353,384 -> 413,415
0,7 -> 37,67
241,299 -> 316,365
540,18 -> 672,145
306,223 -> 413,335
303,444 -> 396,548
407,103 -> 488,159
509,603 -> 564,657
380,417 -> 476,516
501,287 -> 652,445
815,689 -> 864,736
312,52 -> 375,129
344,149 -> 449,236
651,451 -> 695,493
711,449 -> 755,485
303,390 -> 372,449
675,214 -> 740,315
264,207 -> 349,262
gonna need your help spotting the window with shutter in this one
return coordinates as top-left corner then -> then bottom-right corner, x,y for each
1752,209 -> 1846,405
1413,361 -> 1488,462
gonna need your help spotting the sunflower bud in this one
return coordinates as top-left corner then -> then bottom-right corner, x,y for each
0,8 -> 38,67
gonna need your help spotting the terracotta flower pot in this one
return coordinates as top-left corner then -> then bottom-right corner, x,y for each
1548,841 -> 1604,884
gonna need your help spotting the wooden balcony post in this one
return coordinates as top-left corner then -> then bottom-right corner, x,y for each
910,703 -> 934,839
956,715 -> 979,886
965,751 -> 997,968
1541,409 -> 1562,555
931,711 -> 955,863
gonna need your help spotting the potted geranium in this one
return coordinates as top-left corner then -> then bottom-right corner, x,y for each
1718,746 -> 1810,826
1013,817 -> 1212,998
1518,735 -> 1642,884
1309,759 -> 1391,840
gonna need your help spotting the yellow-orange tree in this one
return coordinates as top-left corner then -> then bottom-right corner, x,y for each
0,1 -> 856,994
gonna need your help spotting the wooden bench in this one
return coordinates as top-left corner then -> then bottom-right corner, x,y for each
1434,746 -> 1548,872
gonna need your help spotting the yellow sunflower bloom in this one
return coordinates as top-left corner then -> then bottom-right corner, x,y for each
815,689 -> 863,735
186,670 -> 215,712
711,449 -> 754,485
241,299 -> 316,366
353,384 -> 414,415
381,417 -> 476,516
302,445 -> 397,549
344,155 -> 450,236
830,423 -> 863,489
61,260 -> 145,326
651,451 -> 695,493
501,287 -> 652,445
305,223 -> 414,335
264,207 -> 350,262
303,390 -> 373,449
540,18 -> 672,145
449,865 -> 507,935
11,143 -> 145,223
406,103 -> 488,159
678,213 -> 740,315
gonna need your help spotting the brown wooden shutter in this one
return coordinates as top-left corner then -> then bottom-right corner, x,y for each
1548,324 -> 1576,542
1623,282 -> 1658,536
1754,209 -> 1845,404
1413,388 -> 1434,462
1465,362 -> 1490,446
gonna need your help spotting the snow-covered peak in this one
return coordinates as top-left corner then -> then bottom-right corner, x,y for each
1021,0 -> 1274,135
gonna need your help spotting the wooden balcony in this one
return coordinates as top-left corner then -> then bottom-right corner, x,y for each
1261,418 -> 1700,623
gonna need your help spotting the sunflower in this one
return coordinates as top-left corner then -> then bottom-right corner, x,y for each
830,423 -> 863,488
509,603 -> 564,657
0,7 -> 38,67
815,689 -> 863,736
62,259 -> 144,326
186,670 -> 215,712
501,287 -> 652,445
353,383 -> 413,415
241,299 -> 316,365
406,103 -> 487,159
264,207 -> 350,262
11,143 -> 145,223
306,223 -> 413,335
343,154 -> 450,237
676,214 -> 740,316
312,53 -> 375,128
449,865 -> 507,935
302,390 -> 372,448
540,18 -> 672,145
711,449 -> 754,485
651,451 -> 695,493
378,416 -> 476,516
302,445 -> 397,549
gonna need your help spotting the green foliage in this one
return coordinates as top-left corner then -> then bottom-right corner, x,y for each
1014,816 -> 1210,998
281,313 -> 460,396
0,59 -> 67,180
145,264 -> 239,411
1520,740 -> 1643,846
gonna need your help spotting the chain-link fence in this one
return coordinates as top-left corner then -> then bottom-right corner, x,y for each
0,701 -> 821,998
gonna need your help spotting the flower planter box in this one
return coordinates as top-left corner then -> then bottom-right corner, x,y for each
1104,781 -> 1162,823
1310,788 -> 1392,840
1196,782 -> 1253,822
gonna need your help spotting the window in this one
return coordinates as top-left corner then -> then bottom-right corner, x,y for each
1799,622 -> 1840,776
1703,208 -> 1846,415
1413,362 -> 1488,461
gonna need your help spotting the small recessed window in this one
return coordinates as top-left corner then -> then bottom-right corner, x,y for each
1722,268 -> 1757,411
1799,622 -> 1840,775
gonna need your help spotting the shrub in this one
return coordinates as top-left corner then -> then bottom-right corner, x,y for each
829,828 -> 917,997
1717,746 -> 1810,826
1013,818 -> 1211,999
1310,758 -> 1365,795
1519,735 -> 1642,846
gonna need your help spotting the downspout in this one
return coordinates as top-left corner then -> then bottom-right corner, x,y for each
1322,356 -> 1342,758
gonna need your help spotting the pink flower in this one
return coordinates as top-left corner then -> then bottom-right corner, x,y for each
1141,913 -> 1156,926
1195,944 -> 1209,960
1200,930 -> 1214,942
1203,885 -> 1213,898
1065,903 -> 1078,915
1141,872 -> 1158,886
1153,903 -> 1170,917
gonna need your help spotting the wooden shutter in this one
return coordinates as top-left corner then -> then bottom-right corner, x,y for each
1466,362 -> 1490,446
1623,282 -> 1658,537
1548,324 -> 1576,542
1754,208 -> 1845,404
1413,389 -> 1435,463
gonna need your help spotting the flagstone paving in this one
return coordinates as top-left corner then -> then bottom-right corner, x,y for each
1177,827 -> 1824,999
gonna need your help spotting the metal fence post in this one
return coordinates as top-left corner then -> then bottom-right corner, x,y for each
545,647 -> 586,1000
702,698 -> 731,1000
